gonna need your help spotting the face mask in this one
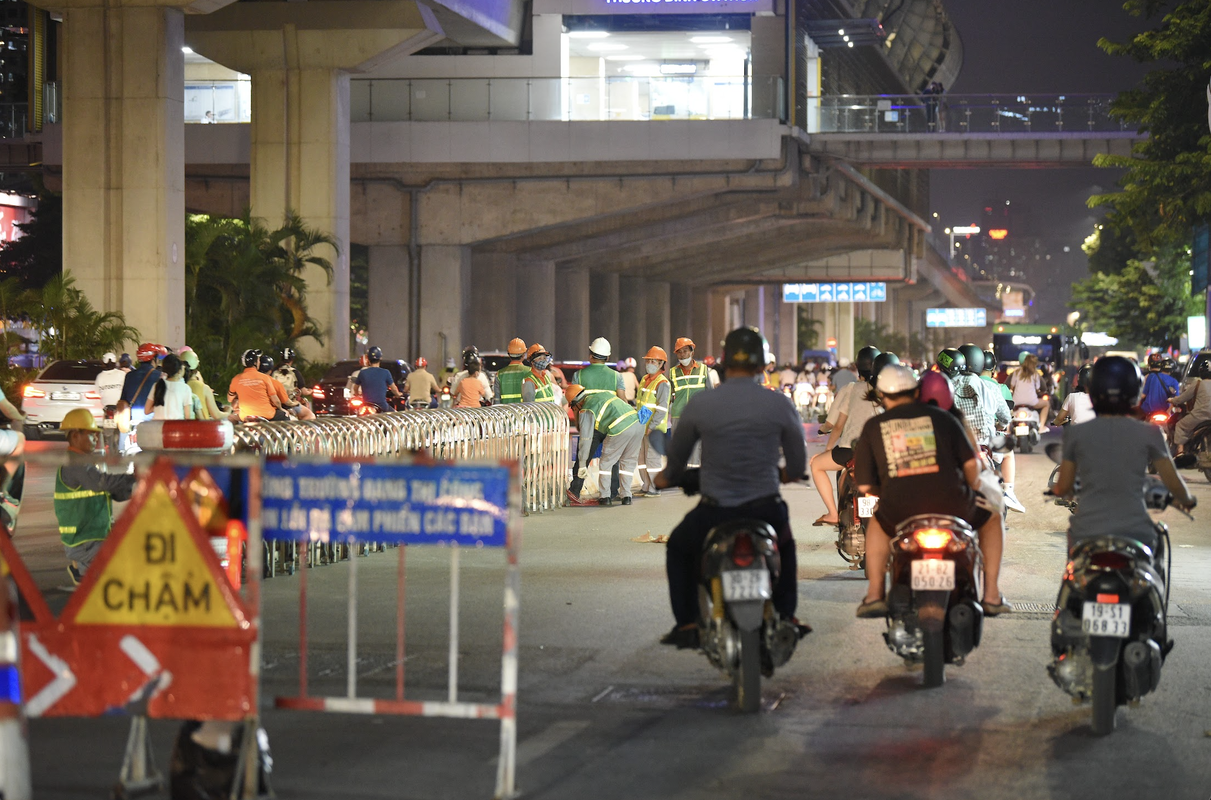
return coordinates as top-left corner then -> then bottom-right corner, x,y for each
678,357 -> 692,367
534,356 -> 551,371
646,362 -> 660,375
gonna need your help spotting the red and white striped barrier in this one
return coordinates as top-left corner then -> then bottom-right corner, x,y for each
135,420 -> 234,453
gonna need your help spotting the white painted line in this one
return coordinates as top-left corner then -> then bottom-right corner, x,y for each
590,686 -> 614,703
490,720 -> 589,768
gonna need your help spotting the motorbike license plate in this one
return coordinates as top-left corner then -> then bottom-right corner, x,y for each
1081,602 -> 1130,638
1014,425 -> 1030,436
722,570 -> 771,602
102,419 -> 117,429
910,559 -> 955,591
50,391 -> 80,402
857,495 -> 878,518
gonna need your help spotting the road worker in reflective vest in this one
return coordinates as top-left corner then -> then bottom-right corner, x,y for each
521,344 -> 557,403
54,408 -> 137,584
566,337 -> 628,501
567,384 -> 643,506
636,346 -> 671,496
762,353 -> 778,390
668,337 -> 714,466
494,337 -> 529,405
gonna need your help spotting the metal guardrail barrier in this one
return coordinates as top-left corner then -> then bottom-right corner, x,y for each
228,404 -> 569,516
817,93 -> 1130,135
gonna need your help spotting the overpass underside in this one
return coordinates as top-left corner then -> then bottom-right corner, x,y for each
806,131 -> 1142,168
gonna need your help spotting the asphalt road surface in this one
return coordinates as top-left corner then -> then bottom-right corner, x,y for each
13,433 -> 1211,800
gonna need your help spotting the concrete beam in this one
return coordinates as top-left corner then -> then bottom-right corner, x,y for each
807,132 -> 1143,169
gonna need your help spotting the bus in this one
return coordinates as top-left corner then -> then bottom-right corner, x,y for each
990,323 -> 1088,398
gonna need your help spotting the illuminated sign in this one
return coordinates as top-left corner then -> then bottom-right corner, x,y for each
1002,308 -> 1025,318
1081,332 -> 1119,347
540,0 -> 773,14
988,229 -> 1009,240
1189,316 -> 1207,350
926,308 -> 987,328
952,226 -> 980,235
1010,335 -> 1043,345
782,282 -> 887,303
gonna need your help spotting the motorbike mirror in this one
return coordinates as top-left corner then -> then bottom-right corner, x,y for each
1044,442 -> 1064,464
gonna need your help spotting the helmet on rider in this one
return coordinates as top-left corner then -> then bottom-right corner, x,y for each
871,352 -> 900,382
721,327 -> 768,370
703,355 -> 716,366
624,357 -> 637,369
1090,355 -> 1143,415
936,348 -> 966,379
415,356 -> 428,369
918,370 -> 954,411
1200,358 -> 1211,379
876,364 -> 919,396
982,351 -> 996,374
101,352 -> 117,366
241,348 -> 263,368
507,338 -> 527,358
137,343 -> 168,363
1146,351 -> 1165,370
462,346 -> 479,370
1076,363 -> 1093,393
855,345 -> 880,380
119,353 -> 133,369
589,337 -> 611,360
957,344 -> 984,375
367,346 -> 383,363
282,347 -> 297,363
258,354 -> 274,374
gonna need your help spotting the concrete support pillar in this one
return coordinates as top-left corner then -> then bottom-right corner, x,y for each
618,277 -> 646,368
517,260 -> 556,353
644,280 -> 670,358
743,288 -> 760,331
417,244 -> 469,366
368,244 -> 410,359
778,299 -> 797,364
57,3 -> 189,347
556,268 -> 590,360
670,283 -> 692,351
467,252 -> 516,352
589,272 -> 620,352
709,291 -> 730,360
837,301 -> 855,363
691,288 -> 714,357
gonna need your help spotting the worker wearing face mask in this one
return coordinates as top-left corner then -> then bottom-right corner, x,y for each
521,344 -> 557,402
636,346 -> 671,496
668,337 -> 713,467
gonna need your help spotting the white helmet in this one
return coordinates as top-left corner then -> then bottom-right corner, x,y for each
101,352 -> 117,365
589,337 -> 611,360
875,364 -> 919,394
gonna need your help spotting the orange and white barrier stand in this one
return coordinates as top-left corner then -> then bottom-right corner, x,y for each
134,419 -> 235,453
0,559 -> 32,800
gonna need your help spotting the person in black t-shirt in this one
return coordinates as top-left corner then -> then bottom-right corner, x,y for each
852,365 -> 1009,619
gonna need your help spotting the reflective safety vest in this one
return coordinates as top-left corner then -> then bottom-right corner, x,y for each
54,468 -> 113,548
524,369 -> 556,402
582,391 -> 639,436
577,363 -> 618,398
762,370 -> 776,391
636,373 -> 670,433
496,362 -> 528,404
669,362 -> 710,419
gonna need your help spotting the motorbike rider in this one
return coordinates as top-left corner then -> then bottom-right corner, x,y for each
980,349 -> 1013,405
809,345 -> 882,526
853,364 -> 1011,618
493,338 -> 528,404
228,349 -> 285,421
1169,358 -> 1211,457
1140,352 -> 1180,417
117,343 -> 167,446
354,346 -> 402,412
261,354 -> 316,420
272,347 -> 308,409
1009,352 -> 1051,423
95,353 -> 126,408
1051,356 -> 1195,554
404,356 -> 440,408
1053,364 -> 1095,426
654,327 -> 808,649
944,345 -> 1024,513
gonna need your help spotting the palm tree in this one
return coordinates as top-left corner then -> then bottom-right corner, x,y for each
23,273 -> 139,361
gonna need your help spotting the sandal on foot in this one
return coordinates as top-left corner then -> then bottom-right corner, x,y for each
981,597 -> 1013,616
813,515 -> 839,527
856,598 -> 888,619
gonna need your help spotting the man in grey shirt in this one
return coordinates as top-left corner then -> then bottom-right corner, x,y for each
656,327 -> 808,648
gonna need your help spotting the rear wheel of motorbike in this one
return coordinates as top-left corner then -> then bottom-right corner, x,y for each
734,628 -> 761,713
1191,435 -> 1211,482
1091,666 -> 1117,736
1019,440 -> 1033,455
922,627 -> 945,688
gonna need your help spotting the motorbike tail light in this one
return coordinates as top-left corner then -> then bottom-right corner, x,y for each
913,528 -> 953,550
22,385 -> 44,399
84,390 -> 101,401
350,397 -> 363,407
312,385 -> 325,400
731,533 -> 756,568
1096,593 -> 1120,604
1090,552 -> 1132,571
1149,412 -> 1168,423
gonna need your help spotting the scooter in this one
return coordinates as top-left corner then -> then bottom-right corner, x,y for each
883,514 -> 985,688
1012,405 -> 1041,453
835,459 -> 876,570
678,469 -> 801,713
101,404 -> 120,456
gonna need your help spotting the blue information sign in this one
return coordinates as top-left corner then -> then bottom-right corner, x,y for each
261,461 -> 511,547
781,282 -> 888,303
926,307 -> 988,328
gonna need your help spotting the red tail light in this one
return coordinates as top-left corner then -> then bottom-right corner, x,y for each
1096,593 -> 1120,604
22,385 -> 44,399
1090,552 -> 1132,570
913,528 -> 953,550
731,533 -> 756,568
1150,412 -> 1168,423
350,397 -> 363,407
312,384 -> 325,400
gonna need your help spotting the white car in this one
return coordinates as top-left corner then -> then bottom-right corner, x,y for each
21,359 -> 106,439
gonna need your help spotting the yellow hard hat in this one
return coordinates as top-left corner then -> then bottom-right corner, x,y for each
60,407 -> 101,433
644,346 -> 668,362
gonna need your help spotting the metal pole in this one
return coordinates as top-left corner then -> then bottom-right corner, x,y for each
448,542 -> 460,703
396,544 -> 407,701
347,538 -> 359,699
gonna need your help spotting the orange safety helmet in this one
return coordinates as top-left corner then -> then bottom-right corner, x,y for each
507,337 -> 527,357
674,337 -> 695,353
644,346 -> 668,362
565,384 -> 586,405
525,343 -> 549,362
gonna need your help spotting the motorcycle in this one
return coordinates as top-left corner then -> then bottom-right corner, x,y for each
1012,405 -> 1041,453
101,404 -> 120,456
678,469 -> 800,713
883,514 -> 985,688
1147,407 -> 1172,451
835,459 -> 876,570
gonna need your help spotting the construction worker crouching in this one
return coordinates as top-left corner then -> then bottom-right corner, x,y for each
568,337 -> 627,500
494,338 -> 528,404
55,408 -> 138,584
567,384 -> 643,506
636,346 -> 671,497
668,337 -> 714,467
521,344 -> 558,402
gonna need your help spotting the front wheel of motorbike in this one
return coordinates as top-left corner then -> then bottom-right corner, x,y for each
922,626 -> 945,688
734,628 -> 761,713
1091,665 -> 1117,736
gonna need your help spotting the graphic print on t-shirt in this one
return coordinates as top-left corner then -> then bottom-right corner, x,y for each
880,416 -> 940,477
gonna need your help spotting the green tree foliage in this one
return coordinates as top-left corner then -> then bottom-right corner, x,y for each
855,318 -> 909,358
1089,0 -> 1211,250
0,187 -> 62,288
185,212 -> 336,389
23,273 -> 140,360
796,306 -> 822,351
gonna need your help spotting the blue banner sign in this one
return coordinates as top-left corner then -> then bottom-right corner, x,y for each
926,307 -> 988,328
261,461 -> 511,547
782,282 -> 887,303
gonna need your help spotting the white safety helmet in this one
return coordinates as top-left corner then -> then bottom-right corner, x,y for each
876,364 -> 920,395
101,352 -> 117,365
589,337 -> 612,360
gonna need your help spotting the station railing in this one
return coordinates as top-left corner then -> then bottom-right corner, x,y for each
817,93 -> 1131,135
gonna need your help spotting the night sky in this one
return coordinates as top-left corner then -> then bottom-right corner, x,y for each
929,0 -> 1152,323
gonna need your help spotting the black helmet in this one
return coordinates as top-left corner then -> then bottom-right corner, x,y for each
282,347 -> 297,363
855,345 -> 881,379
871,352 -> 900,380
722,326 -> 769,369
1076,364 -> 1093,393
242,348 -> 262,368
1146,352 -> 1164,369
258,354 -> 274,374
983,350 -> 996,373
367,345 -> 383,363
1200,358 -> 1211,379
936,348 -> 966,379
119,352 -> 133,369
1090,355 -> 1143,414
462,346 -> 480,370
957,344 -> 984,375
